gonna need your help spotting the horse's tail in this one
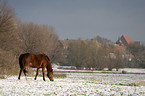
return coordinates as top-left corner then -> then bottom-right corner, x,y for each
19,54 -> 23,69
19,54 -> 28,73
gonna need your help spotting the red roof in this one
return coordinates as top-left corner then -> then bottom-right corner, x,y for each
116,35 -> 134,46
122,35 -> 134,44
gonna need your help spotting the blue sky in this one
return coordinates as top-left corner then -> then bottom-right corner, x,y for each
7,0 -> 145,42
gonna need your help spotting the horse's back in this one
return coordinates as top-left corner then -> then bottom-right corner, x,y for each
19,53 -> 32,61
19,53 -> 50,67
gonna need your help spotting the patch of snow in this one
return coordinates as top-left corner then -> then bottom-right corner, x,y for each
119,68 -> 145,73
0,73 -> 145,95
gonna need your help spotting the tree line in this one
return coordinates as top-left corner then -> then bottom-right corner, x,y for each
63,37 -> 145,70
65,39 -> 127,70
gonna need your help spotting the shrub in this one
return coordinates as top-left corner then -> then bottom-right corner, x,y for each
122,70 -> 127,74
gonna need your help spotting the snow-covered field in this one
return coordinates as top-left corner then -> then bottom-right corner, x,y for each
0,73 -> 145,96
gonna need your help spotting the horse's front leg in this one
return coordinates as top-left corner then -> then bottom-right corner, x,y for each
34,68 -> 40,80
42,67 -> 46,81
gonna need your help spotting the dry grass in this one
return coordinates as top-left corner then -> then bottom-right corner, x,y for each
53,73 -> 67,78
136,81 -> 145,86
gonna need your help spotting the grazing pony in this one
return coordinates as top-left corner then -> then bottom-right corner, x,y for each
18,53 -> 54,81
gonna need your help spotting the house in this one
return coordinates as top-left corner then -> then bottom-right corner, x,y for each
116,35 -> 134,46
116,35 -> 137,61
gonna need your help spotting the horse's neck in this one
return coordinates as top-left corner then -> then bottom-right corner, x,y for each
44,55 -> 52,72
46,65 -> 52,72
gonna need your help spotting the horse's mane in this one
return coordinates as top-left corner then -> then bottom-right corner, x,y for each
45,55 -> 50,62
41,53 -> 50,61
42,53 -> 53,72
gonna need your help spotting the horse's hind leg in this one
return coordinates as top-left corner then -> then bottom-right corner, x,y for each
18,69 -> 22,80
23,69 -> 28,80
34,68 -> 40,80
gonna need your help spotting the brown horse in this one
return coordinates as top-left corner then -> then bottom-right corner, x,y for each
18,53 -> 54,81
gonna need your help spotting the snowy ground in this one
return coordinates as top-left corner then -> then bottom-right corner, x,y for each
0,73 -> 145,96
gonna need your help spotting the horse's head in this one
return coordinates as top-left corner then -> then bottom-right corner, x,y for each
47,69 -> 54,81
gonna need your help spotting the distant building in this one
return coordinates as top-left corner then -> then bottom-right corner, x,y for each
116,35 -> 134,46
59,40 -> 69,49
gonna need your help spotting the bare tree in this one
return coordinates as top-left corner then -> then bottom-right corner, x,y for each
67,39 -> 101,69
17,22 -> 61,63
17,22 -> 41,53
0,0 -> 16,33
0,0 -> 20,75
38,25 -> 59,58
0,0 -> 18,50
114,51 -> 125,71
